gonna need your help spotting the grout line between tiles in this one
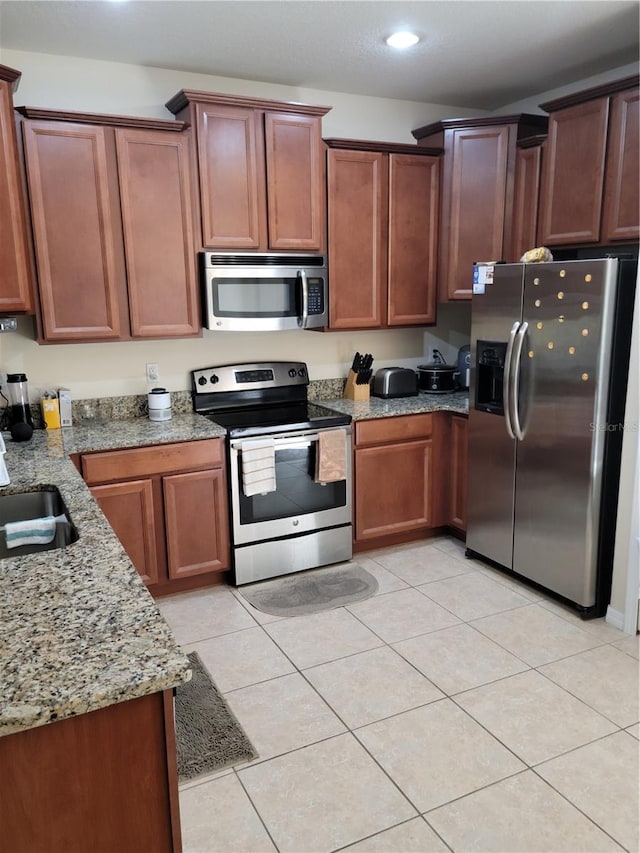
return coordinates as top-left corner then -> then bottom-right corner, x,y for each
231,767 -> 282,853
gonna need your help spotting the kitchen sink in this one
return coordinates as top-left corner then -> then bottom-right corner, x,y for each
0,486 -> 79,558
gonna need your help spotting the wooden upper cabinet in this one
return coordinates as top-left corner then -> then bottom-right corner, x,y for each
602,86 -> 640,242
326,139 -> 440,330
0,66 -> 33,314
22,120 -> 126,341
115,127 -> 199,337
166,90 -> 331,252
327,148 -> 387,329
265,112 -> 324,250
195,103 -> 264,249
511,137 -> 544,262
387,153 -> 438,325
538,75 -> 639,247
19,108 -> 199,343
412,115 -> 548,301
538,99 -> 609,245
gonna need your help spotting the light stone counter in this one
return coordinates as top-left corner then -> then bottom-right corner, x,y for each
0,414 -> 225,737
318,390 -> 469,420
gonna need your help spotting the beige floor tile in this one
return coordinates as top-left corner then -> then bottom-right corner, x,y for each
224,672 -> 346,762
186,627 -> 295,693
471,560 -> 546,601
539,644 -> 640,727
238,733 -> 416,853
427,770 -> 622,852
304,646 -> 443,728
354,699 -> 524,812
538,598 -> 627,642
343,817 -> 449,852
180,772 -> 276,853
470,603 -> 602,666
158,585 -> 256,644
372,542 -> 473,586
393,623 -> 529,695
179,765 -> 234,792
263,607 -> 383,669
456,669 -> 617,766
430,536 -> 468,561
613,633 -> 640,660
354,554 -> 410,595
536,731 -> 639,852
418,571 -> 531,620
347,588 -> 460,644
626,723 -> 640,739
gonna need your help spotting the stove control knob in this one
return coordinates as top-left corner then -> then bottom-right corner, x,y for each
209,374 -> 219,384
297,367 -> 306,377
197,376 -> 207,386
288,368 -> 297,378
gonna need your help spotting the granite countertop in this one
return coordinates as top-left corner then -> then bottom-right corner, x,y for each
319,390 -> 469,420
0,397 -> 465,739
0,414 -> 225,738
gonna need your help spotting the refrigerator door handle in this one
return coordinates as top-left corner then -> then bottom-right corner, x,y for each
503,321 -> 520,440
511,321 -> 528,441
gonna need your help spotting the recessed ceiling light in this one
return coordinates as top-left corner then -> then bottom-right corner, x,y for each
386,31 -> 419,49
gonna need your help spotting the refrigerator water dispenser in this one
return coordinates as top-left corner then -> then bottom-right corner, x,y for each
475,341 -> 507,415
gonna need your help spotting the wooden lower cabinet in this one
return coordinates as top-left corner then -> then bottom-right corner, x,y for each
84,439 -> 230,595
449,415 -> 469,531
0,690 -> 182,853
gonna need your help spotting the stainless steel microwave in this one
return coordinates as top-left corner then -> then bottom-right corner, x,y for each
201,253 -> 328,331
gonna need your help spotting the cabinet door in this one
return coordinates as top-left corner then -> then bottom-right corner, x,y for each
163,468 -> 230,579
387,154 -> 438,325
0,79 -> 33,314
443,127 -> 510,300
115,127 -> 200,337
511,144 -> 542,262
264,112 -> 324,250
355,440 -> 432,541
196,103 -> 266,249
327,149 -> 387,329
91,479 -> 160,586
538,98 -> 609,245
602,87 -> 639,242
449,416 -> 468,531
22,121 -> 126,340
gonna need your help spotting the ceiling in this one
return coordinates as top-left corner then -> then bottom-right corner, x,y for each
0,1 -> 638,110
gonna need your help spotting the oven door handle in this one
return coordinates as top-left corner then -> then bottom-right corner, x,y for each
232,435 -> 319,453
298,270 -> 309,329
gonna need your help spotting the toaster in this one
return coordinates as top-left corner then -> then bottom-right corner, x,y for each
372,367 -> 419,399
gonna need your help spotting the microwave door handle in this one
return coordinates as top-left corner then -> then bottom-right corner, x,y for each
298,270 -> 309,329
503,321 -> 519,440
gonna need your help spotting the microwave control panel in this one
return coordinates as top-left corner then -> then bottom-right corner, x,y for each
307,279 -> 325,315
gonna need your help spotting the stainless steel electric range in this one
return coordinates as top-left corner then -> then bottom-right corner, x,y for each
191,362 -> 353,585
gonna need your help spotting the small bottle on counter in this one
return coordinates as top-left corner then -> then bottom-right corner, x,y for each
41,390 -> 61,430
148,387 -> 172,422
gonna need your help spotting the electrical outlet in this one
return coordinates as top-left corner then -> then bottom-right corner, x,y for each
0,318 -> 18,333
146,363 -> 159,384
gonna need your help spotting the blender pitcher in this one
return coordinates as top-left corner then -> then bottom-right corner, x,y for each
6,373 -> 34,428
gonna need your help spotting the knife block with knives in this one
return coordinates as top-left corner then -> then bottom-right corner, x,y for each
344,352 -> 373,401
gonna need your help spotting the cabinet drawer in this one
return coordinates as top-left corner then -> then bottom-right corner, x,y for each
82,438 -> 224,484
355,414 -> 433,447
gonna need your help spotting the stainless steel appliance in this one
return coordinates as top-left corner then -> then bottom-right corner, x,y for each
201,252 -> 328,331
192,362 -> 352,585
456,345 -> 471,389
372,367 -> 418,399
466,257 -> 637,616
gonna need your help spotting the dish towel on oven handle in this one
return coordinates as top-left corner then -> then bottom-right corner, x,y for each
241,437 -> 276,496
315,428 -> 348,484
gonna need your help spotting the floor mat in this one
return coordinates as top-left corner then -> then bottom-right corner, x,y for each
175,651 -> 257,781
238,562 -> 379,617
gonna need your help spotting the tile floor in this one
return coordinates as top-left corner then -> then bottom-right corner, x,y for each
158,537 -> 640,853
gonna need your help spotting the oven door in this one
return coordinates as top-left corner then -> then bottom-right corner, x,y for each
204,266 -> 327,331
229,427 -> 352,545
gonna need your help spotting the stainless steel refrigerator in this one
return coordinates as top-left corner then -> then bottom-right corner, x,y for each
466,257 -> 637,617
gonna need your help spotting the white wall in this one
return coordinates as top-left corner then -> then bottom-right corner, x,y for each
0,48 -> 481,401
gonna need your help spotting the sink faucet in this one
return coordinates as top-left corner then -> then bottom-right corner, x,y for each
0,434 -> 10,486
